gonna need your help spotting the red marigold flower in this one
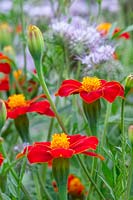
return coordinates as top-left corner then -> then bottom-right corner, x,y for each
55,76 -> 124,104
97,23 -> 130,39
68,174 -> 85,197
16,133 -> 104,163
4,94 -> 55,119
0,153 -> 4,166
0,75 -> 9,91
0,53 -> 11,74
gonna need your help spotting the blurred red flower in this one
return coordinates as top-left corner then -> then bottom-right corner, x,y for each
97,23 -> 130,39
55,76 -> 124,104
0,75 -> 9,91
0,53 -> 11,74
0,153 -> 4,166
17,133 -> 104,163
5,94 -> 55,119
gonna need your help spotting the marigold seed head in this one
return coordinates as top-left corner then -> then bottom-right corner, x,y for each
7,94 -> 27,110
80,76 -> 101,93
51,133 -> 70,149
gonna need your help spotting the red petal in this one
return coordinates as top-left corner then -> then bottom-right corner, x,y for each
55,80 -> 81,97
102,81 -> 124,102
34,142 -> 51,150
50,148 -> 74,158
28,100 -> 55,117
80,90 -> 102,103
61,80 -> 82,86
27,146 -> 53,163
0,77 -> 9,91
69,134 -> 87,145
70,136 -> 99,153
0,153 -> 4,166
0,63 -> 11,74
7,106 -> 28,119
82,151 -> 105,160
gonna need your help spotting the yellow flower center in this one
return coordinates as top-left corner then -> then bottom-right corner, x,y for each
68,177 -> 84,196
7,94 -> 27,109
80,76 -> 101,93
51,133 -> 70,149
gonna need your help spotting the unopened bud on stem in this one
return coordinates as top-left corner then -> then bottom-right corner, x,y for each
27,25 -> 44,60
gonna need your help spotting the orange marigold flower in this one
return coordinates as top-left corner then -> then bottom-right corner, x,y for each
52,174 -> 85,196
97,23 -> 130,39
5,94 -> 55,119
68,174 -> 85,197
0,153 -> 4,166
16,133 -> 104,163
55,76 -> 124,104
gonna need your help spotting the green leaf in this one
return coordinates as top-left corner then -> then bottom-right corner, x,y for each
0,192 -> 11,200
102,162 -> 114,187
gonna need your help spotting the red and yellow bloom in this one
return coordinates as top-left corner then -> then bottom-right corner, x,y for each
0,53 -> 11,74
0,153 -> 4,166
5,94 -> 55,119
97,23 -> 130,39
55,76 -> 124,104
17,133 -> 104,163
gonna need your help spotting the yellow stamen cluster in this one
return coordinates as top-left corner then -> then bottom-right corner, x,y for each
80,76 -> 101,93
51,133 -> 70,149
68,177 -> 84,196
7,94 -> 27,110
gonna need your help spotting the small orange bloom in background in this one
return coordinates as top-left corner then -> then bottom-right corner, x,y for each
55,76 -> 124,104
4,94 -> 55,119
97,23 -> 130,39
68,174 -> 85,197
53,174 -> 85,196
17,133 -> 104,163
0,153 -> 4,166
16,24 -> 22,34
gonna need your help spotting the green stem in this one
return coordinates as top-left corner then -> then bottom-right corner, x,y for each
126,146 -> 133,199
37,171 -> 53,200
34,60 -> 67,133
101,103 -> 112,147
58,185 -> 67,200
31,167 -> 42,200
76,155 -> 106,200
0,144 -> 32,200
20,0 -> 27,93
121,99 -> 127,199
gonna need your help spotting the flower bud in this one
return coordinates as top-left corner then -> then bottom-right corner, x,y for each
128,125 -> 133,145
27,25 -> 44,60
0,99 -> 7,132
125,74 -> 133,96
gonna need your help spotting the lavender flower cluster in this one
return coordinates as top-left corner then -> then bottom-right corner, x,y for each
50,17 -> 115,68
